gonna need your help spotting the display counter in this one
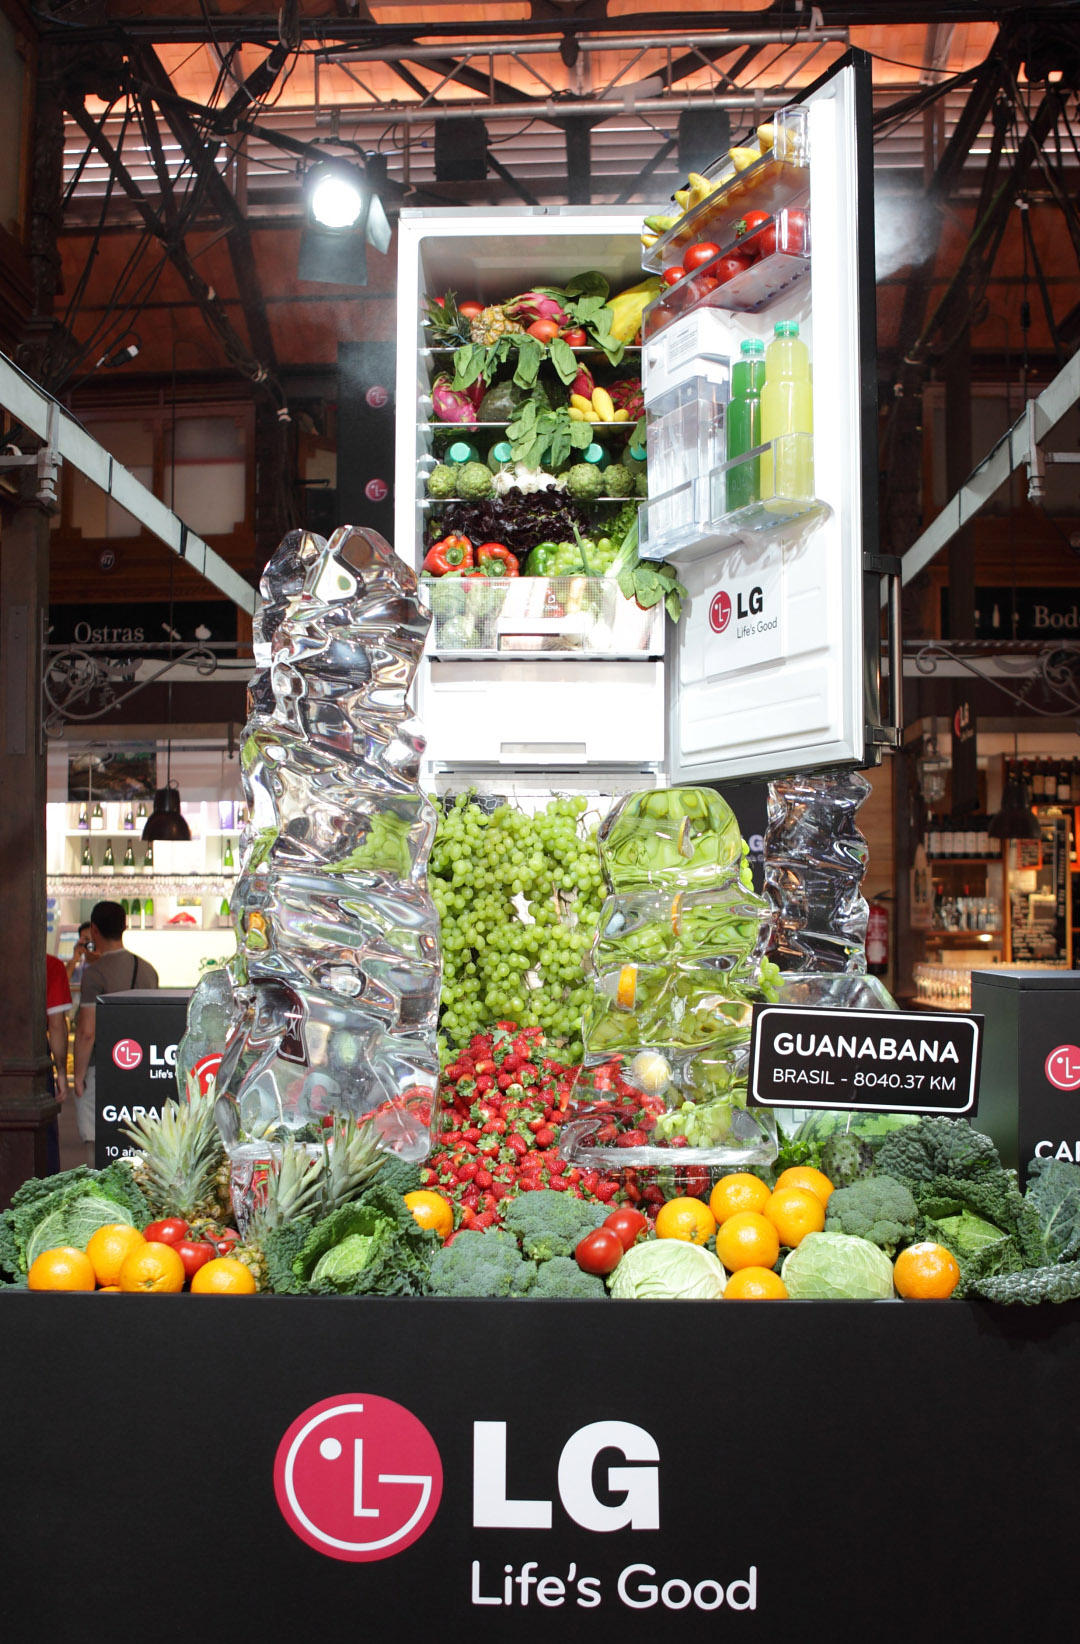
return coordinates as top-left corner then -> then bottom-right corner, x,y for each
3,1292 -> 1078,1642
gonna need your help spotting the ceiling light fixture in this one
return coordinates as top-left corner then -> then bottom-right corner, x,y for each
307,160 -> 366,229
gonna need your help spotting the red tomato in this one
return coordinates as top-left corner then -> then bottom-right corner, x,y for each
143,1218 -> 189,1247
714,252 -> 753,285
693,276 -> 720,294
457,300 -> 484,319
754,224 -> 778,259
575,1227 -> 624,1276
527,318 -> 560,343
735,209 -> 770,257
661,267 -> 686,286
560,327 -> 587,346
682,241 -> 721,272
782,208 -> 809,254
175,1239 -> 215,1281
604,1207 -> 648,1251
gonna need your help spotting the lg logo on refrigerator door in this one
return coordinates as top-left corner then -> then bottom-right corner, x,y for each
274,1395 -> 443,1562
709,591 -> 732,633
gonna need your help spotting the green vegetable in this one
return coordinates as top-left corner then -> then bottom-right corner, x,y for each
1,1163 -> 149,1277
972,1259 -> 1080,1306
1024,1157 -> 1080,1263
427,1230 -> 537,1297
819,1132 -> 876,1189
566,463 -> 605,503
781,1232 -> 895,1300
795,1109 -> 921,1153
824,1175 -> 918,1256
261,1219 -> 311,1296
456,461 -> 495,500
426,463 -> 458,499
603,463 -> 635,498
608,1239 -> 728,1300
876,1116 -> 1003,1186
927,1207 -> 1010,1258
499,1189 -> 607,1263
529,1257 -> 607,1299
291,1184 -> 436,1296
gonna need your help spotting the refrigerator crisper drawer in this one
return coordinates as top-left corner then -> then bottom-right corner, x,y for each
420,660 -> 665,768
422,577 -> 664,658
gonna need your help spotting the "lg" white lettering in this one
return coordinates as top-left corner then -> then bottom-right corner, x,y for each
473,1420 -> 660,1532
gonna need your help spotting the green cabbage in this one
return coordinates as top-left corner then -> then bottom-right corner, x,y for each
781,1232 -> 895,1300
310,1231 -> 381,1289
609,1239 -> 728,1300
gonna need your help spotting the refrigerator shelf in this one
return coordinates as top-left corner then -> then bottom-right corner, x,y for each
638,435 -> 828,565
423,421 -> 637,432
421,574 -> 664,658
420,495 -> 644,508
643,238 -> 810,337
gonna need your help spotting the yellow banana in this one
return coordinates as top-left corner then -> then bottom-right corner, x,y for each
613,409 -> 630,422
568,407 -> 587,422
591,386 -> 616,422
730,146 -> 760,172
604,277 -> 664,344
757,123 -> 775,154
640,232 -> 659,248
674,186 -> 691,212
570,393 -> 595,415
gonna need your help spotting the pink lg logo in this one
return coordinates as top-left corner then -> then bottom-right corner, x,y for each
365,477 -> 389,503
365,385 -> 389,409
274,1394 -> 442,1561
709,591 -> 732,634
112,1038 -> 143,1071
1045,1045 -> 1080,1092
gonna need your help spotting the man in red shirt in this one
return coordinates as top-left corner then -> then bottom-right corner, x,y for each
45,952 -> 72,1172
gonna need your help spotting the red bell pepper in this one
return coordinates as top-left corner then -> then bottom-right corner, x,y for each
475,542 -> 519,578
423,534 -> 473,576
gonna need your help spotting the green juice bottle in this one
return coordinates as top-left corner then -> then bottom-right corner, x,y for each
725,338 -> 766,511
759,319 -> 814,501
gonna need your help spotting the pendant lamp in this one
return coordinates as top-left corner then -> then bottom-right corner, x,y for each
987,766 -> 1041,841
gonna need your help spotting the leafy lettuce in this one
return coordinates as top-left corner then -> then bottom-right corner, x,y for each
1,1163 -> 149,1278
290,1184 -> 436,1297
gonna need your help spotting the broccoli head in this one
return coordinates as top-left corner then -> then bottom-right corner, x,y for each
499,1189 -> 608,1262
824,1174 -> 918,1256
528,1257 -> 607,1300
427,1230 -> 536,1298
820,1132 -> 876,1190
877,1117 -> 1001,1187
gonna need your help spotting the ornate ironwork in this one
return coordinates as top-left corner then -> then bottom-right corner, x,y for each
41,639 -> 241,734
908,639 -> 1080,716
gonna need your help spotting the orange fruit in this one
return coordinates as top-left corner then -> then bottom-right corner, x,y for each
190,1256 -> 257,1295
118,1240 -> 186,1294
709,1173 -> 770,1224
404,1190 -> 454,1240
893,1242 -> 961,1300
764,1185 -> 826,1248
715,1211 -> 780,1273
28,1246 -> 96,1291
774,1165 -> 835,1207
86,1223 -> 146,1288
724,1266 -> 789,1299
98,1286 -> 121,1292
654,1196 -> 716,1245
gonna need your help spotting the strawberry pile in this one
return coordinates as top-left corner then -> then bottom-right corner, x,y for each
424,1023 -> 638,1230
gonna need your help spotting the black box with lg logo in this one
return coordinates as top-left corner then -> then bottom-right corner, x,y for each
970,969 -> 1080,1184
94,990 -> 193,1170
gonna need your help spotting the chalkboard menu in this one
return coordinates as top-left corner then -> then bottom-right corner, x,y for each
1009,815 -> 1070,965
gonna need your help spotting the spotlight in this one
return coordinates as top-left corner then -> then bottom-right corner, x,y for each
307,161 -> 366,229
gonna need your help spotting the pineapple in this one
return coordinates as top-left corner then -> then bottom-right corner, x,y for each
469,305 -> 525,346
123,1090 -> 230,1222
232,1117 -> 387,1292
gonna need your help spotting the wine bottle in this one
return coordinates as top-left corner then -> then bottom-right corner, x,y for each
80,841 -> 93,876
78,803 -> 89,831
123,841 -> 136,871
1058,763 -> 1071,802
129,898 -> 141,925
102,841 -> 115,876
137,801 -> 148,821
143,897 -> 155,924
223,839 -> 235,873
142,842 -> 154,874
123,805 -> 135,831
91,802 -> 104,830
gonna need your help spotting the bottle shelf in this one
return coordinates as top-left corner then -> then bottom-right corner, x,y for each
641,143 -> 809,275
925,930 -> 1003,943
644,236 -> 810,337
638,436 -> 827,565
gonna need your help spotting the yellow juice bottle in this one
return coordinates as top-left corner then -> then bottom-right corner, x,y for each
759,319 -> 814,501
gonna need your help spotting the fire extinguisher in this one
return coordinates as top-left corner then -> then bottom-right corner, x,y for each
866,901 -> 889,976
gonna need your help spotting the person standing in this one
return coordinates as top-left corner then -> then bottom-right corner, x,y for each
66,921 -> 93,987
45,952 -> 72,1173
72,901 -> 159,1146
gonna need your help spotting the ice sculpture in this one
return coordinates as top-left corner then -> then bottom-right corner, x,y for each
763,770 -> 896,1010
561,788 -> 779,1169
178,524 -> 441,1162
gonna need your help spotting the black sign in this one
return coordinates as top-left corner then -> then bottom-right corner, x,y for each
94,990 -> 192,1169
49,600 -> 238,651
972,969 -> 1080,1182
2,1293 -> 1080,1642
748,1006 -> 982,1115
951,696 -> 978,814
942,585 -> 1080,642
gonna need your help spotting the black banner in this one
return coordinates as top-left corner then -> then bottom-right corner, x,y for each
942,585 -> 1080,642
94,991 -> 192,1169
2,1294 -> 1079,1642
49,600 -> 238,650
748,1006 -> 981,1115
951,696 -> 978,814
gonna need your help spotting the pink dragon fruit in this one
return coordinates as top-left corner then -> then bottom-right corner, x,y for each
432,374 -> 478,424
508,291 -> 569,327
608,377 -> 644,419
466,375 -> 488,412
572,364 -> 595,400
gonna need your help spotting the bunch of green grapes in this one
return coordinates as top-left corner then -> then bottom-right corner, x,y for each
428,795 -> 605,1060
